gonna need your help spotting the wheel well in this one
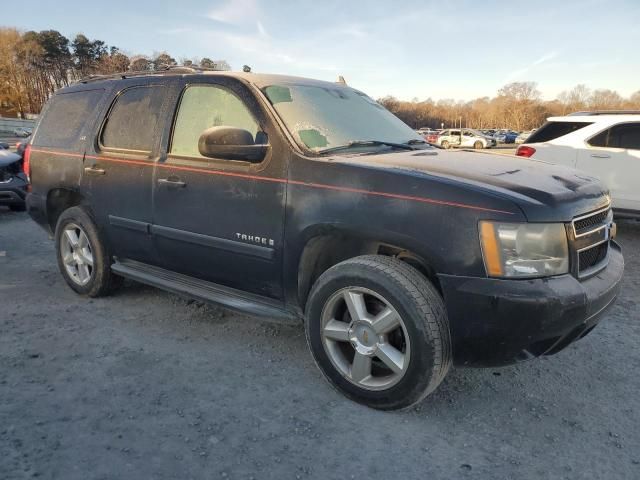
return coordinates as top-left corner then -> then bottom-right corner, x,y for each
46,188 -> 85,231
297,233 -> 440,308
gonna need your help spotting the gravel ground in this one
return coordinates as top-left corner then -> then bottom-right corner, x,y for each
1,210 -> 639,480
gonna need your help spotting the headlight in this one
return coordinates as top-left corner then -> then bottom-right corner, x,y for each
479,221 -> 569,278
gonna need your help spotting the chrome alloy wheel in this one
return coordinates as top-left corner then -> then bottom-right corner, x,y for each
60,223 -> 94,286
320,287 -> 411,390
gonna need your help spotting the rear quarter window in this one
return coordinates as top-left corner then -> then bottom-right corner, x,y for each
33,89 -> 105,148
526,121 -> 593,144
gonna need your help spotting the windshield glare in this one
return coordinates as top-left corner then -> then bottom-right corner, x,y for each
263,84 -> 423,153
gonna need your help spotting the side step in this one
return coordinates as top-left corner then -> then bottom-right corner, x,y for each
111,259 -> 300,323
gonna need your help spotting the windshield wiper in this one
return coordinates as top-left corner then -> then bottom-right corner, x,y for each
406,139 -> 427,145
317,140 -> 416,155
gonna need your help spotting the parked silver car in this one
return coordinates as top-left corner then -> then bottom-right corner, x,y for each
12,127 -> 32,138
435,128 -> 496,149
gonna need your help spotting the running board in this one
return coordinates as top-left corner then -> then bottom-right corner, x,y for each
111,259 -> 299,322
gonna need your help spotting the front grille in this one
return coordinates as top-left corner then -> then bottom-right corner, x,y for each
578,242 -> 608,273
571,206 -> 612,277
573,207 -> 610,236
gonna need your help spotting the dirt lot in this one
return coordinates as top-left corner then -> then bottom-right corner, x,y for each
1,210 -> 639,480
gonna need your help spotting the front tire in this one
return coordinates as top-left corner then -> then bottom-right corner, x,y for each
305,255 -> 451,410
54,206 -> 121,297
473,140 -> 483,149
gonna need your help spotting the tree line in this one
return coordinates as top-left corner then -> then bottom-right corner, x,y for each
0,27 -> 230,118
379,82 -> 640,132
1,26 -> 639,128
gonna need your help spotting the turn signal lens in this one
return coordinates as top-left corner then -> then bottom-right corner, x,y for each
22,144 -> 31,181
479,221 -> 504,277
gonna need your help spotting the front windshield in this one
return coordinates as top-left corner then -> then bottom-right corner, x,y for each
262,83 -> 423,154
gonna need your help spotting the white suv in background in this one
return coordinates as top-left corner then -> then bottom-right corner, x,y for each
517,112 -> 640,217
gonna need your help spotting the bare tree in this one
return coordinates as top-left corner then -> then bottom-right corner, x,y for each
557,84 -> 591,114
589,89 -> 624,110
129,55 -> 152,71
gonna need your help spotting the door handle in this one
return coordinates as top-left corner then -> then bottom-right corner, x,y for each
157,178 -> 186,188
590,153 -> 611,159
84,166 -> 106,175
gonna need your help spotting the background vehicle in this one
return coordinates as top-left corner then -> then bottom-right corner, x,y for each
517,112 -> 640,216
424,130 -> 442,144
435,128 -> 495,149
494,129 -> 519,144
480,129 -> 497,137
12,127 -> 32,138
0,149 -> 28,211
27,70 -> 622,410
515,129 -> 535,144
16,136 -> 31,158
0,141 -> 10,149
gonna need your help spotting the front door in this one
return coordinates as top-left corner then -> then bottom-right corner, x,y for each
152,79 -> 287,299
577,122 -> 640,212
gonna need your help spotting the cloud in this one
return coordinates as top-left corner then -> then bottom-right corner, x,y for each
256,20 -> 268,37
505,51 -> 559,82
206,0 -> 260,26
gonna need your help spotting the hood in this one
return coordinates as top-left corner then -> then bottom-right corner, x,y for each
332,149 -> 609,222
0,149 -> 21,168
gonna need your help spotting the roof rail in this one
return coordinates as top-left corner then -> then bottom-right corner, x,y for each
79,64 -> 232,84
567,110 -> 640,116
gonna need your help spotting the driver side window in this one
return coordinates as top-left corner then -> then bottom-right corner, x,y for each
170,85 -> 262,158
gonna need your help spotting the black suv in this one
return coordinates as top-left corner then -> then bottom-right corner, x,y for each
26,69 -> 623,410
0,148 -> 28,211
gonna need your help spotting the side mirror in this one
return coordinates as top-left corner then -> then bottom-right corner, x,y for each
198,126 -> 269,163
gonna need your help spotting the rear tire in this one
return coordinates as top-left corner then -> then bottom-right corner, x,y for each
305,255 -> 451,410
441,140 -> 450,149
54,206 -> 122,297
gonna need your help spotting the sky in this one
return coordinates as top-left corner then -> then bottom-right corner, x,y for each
11,0 -> 640,101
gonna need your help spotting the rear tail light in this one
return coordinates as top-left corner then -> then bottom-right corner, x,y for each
516,145 -> 536,158
22,144 -> 31,182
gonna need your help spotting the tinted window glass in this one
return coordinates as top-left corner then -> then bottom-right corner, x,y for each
34,89 -> 104,148
170,85 -> 261,158
588,129 -> 610,148
590,123 -> 640,150
527,121 -> 593,143
101,86 -> 165,152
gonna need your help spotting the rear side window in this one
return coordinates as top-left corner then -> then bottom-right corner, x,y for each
589,123 -> 640,150
34,89 -> 104,148
101,85 -> 165,152
527,121 -> 593,143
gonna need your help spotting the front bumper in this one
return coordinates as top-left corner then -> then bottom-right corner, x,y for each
439,241 -> 624,367
0,175 -> 28,207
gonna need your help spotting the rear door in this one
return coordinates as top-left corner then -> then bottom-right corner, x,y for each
81,83 -> 169,264
449,129 -> 462,146
577,122 -> 640,211
151,78 -> 287,299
